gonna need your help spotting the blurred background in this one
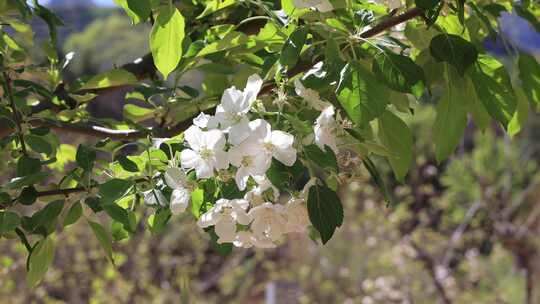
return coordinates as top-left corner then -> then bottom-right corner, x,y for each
1,1 -> 539,303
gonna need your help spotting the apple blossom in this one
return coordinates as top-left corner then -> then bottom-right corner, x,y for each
198,199 -> 251,244
242,119 -> 297,167
314,105 -> 340,155
248,202 -> 288,243
180,125 -> 229,179
284,198 -> 310,233
164,167 -> 191,214
233,230 -> 277,249
294,79 -> 330,111
208,74 -> 263,145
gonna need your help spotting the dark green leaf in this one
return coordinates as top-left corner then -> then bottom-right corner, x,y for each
5,172 -> 48,189
280,26 -> 308,69
307,183 -> 343,244
99,179 -> 134,205
102,204 -> 136,233
76,144 -> 96,171
19,186 -> 38,206
372,52 -> 425,98
17,155 -> 41,176
26,134 -> 53,156
0,211 -> 20,236
304,145 -> 338,173
63,202 -> 82,227
362,156 -> 393,205
117,155 -> 139,172
415,0 -> 442,10
430,34 -> 478,75
266,159 -> 306,192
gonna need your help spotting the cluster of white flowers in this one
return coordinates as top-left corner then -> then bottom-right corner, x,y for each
151,74 -> 313,248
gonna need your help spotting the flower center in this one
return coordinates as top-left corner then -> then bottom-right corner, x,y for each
241,155 -> 253,167
200,148 -> 214,160
263,141 -> 275,152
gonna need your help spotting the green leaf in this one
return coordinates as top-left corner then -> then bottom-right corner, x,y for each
63,202 -> 82,227
19,186 -> 38,205
111,221 -> 129,241
114,0 -> 151,24
304,145 -> 338,173
190,188 -> 204,219
0,211 -> 20,236
76,144 -> 96,171
430,34 -> 478,75
415,0 -> 442,10
378,111 -> 412,182
508,86 -> 530,137
362,156 -> 393,205
150,4 -> 185,79
307,183 -> 343,244
433,65 -> 468,162
518,54 -> 540,107
27,236 -> 55,287
372,52 -> 425,98
337,62 -> 389,126
280,26 -> 307,69
102,204 -> 136,233
195,31 -> 248,57
266,159 -> 306,192
468,59 -> 516,127
79,69 -> 138,90
197,0 -> 236,18
148,208 -> 171,234
123,104 -> 155,122
88,220 -> 114,263
99,179 -> 134,205
23,200 -> 64,236
17,155 -> 41,176
117,155 -> 139,172
25,134 -> 53,156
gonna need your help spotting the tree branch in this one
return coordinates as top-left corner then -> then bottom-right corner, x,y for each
1,7 -> 424,140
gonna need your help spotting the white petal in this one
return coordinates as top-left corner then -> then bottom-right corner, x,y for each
180,149 -> 200,170
228,118 -> 251,146
213,150 -> 229,170
204,129 -> 225,150
170,188 -> 190,214
193,112 -> 211,128
235,166 -> 250,191
221,87 -> 245,113
273,147 -> 297,167
184,126 -> 204,151
243,74 -> 263,104
233,231 -> 254,248
164,167 -> 187,189
215,218 -> 236,243
315,0 -> 333,12
248,119 -> 271,139
198,208 -> 219,227
195,160 -> 214,179
270,131 -> 294,149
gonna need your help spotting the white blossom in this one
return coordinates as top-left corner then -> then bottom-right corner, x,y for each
229,119 -> 296,190
180,125 -> 229,179
294,79 -> 330,111
208,74 -> 263,145
198,198 -> 251,244
164,167 -> 191,214
284,198 -> 310,233
293,0 -> 333,12
248,202 -> 288,243
314,105 -> 339,155
193,112 -> 211,128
